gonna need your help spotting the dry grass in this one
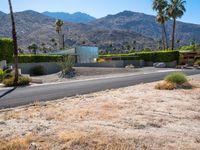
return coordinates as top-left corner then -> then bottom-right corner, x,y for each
0,76 -> 200,149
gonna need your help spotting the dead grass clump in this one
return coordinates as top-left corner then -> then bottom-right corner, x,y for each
0,134 -> 34,150
155,81 -> 193,90
155,81 -> 176,90
59,131 -> 135,150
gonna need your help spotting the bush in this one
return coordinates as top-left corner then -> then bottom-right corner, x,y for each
30,65 -> 47,76
18,54 -> 63,63
164,72 -> 188,84
0,69 -> 6,82
180,44 -> 200,51
155,81 -> 176,90
194,60 -> 200,66
3,76 -> 31,87
59,55 -> 75,78
100,51 -> 180,62
0,38 -> 13,63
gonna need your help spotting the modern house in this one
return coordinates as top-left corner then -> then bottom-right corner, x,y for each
49,46 -> 99,63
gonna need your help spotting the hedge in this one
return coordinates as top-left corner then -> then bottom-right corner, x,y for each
195,56 -> 200,61
18,54 -> 63,63
99,51 -> 180,62
0,38 -> 13,63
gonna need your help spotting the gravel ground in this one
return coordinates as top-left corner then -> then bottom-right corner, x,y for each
0,75 -> 199,150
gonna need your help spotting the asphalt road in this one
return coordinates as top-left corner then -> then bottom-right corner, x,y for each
0,69 -> 199,109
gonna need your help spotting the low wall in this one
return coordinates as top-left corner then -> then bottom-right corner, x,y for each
16,62 -> 61,74
75,60 -> 124,68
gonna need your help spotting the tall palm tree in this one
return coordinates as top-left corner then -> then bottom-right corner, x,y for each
167,0 -> 186,50
153,0 -> 168,50
8,0 -> 18,85
55,19 -> 64,49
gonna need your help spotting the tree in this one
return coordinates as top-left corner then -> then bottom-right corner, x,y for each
55,19 -> 64,49
153,0 -> 168,50
8,0 -> 19,85
28,43 -> 38,54
167,0 -> 186,50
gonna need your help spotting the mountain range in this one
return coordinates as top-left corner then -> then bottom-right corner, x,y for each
0,10 -> 200,53
42,11 -> 96,23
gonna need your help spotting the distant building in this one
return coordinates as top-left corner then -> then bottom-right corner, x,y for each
49,46 -> 99,63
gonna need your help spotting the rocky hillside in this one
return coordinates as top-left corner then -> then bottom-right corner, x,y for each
0,10 -> 156,53
91,11 -> 200,46
0,11 -> 6,17
42,11 -> 96,23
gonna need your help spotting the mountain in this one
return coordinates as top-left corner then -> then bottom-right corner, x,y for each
42,11 -> 96,23
1,10 -> 199,54
0,11 -> 6,17
0,10 -> 156,53
91,11 -> 200,46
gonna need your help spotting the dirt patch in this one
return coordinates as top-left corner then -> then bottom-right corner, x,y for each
0,76 -> 200,150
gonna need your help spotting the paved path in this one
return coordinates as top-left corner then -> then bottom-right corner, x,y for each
0,69 -> 199,109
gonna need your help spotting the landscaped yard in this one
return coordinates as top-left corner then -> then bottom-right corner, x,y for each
0,75 -> 199,149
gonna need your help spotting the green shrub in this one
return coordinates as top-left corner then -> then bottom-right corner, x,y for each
30,65 -> 47,76
194,60 -> 200,66
3,76 -> 31,87
0,38 -> 13,63
18,54 -> 63,63
0,69 -> 6,82
180,44 -> 200,51
100,51 -> 179,62
164,72 -> 188,84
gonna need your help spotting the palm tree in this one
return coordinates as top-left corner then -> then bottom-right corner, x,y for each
167,0 -> 186,50
153,0 -> 168,50
55,19 -> 64,49
8,0 -> 18,85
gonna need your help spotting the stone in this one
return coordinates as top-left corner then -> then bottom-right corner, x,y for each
29,142 -> 40,150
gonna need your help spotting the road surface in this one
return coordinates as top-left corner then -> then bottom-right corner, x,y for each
0,69 -> 199,108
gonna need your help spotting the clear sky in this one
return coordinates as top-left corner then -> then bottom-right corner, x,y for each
1,0 -> 199,24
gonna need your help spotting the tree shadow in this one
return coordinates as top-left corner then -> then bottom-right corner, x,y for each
0,87 -> 17,99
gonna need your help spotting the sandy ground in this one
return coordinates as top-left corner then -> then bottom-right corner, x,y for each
0,75 -> 200,150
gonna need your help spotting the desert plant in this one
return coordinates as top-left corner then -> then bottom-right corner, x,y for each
164,72 -> 187,84
30,65 -> 47,76
59,55 -> 75,78
55,19 -> 64,49
153,0 -> 169,49
0,69 -> 6,82
155,81 -> 176,90
167,0 -> 186,50
3,75 -> 31,87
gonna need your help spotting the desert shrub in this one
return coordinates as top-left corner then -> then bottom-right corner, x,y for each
0,38 -> 13,63
59,55 -> 75,78
3,76 -> 31,87
0,69 -> 6,82
164,72 -> 187,84
30,65 -> 47,76
100,51 -> 179,62
155,81 -> 176,90
18,54 -> 62,63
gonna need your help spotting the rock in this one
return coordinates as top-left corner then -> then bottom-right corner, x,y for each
153,62 -> 166,68
29,142 -> 40,150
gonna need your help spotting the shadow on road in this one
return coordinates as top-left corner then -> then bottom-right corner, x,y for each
0,87 -> 17,99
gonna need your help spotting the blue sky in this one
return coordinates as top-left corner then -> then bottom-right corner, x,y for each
1,0 -> 199,24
